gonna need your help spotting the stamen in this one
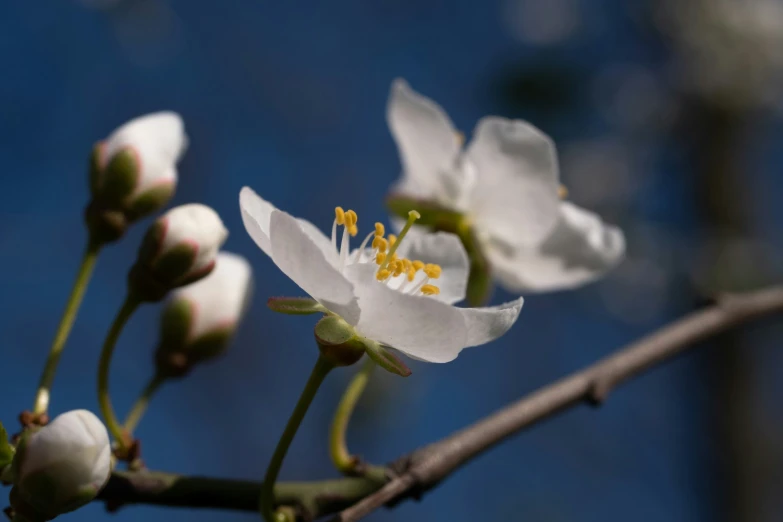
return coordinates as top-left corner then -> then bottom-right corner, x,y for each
335,207 -> 345,225
421,284 -> 440,295
412,260 -> 425,271
340,225 -> 350,269
375,222 -> 385,237
345,210 -> 357,227
353,231 -> 376,263
378,210 -> 420,271
376,252 -> 386,265
331,218 -> 338,252
348,225 -> 358,237
423,264 -> 442,279
372,236 -> 388,252
406,267 -> 416,282
376,269 -> 391,281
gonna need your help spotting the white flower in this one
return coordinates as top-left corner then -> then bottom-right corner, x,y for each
240,187 -> 524,363
167,251 -> 253,340
101,111 -> 187,199
387,79 -> 625,293
12,410 -> 111,520
157,204 -> 228,275
130,204 -> 228,301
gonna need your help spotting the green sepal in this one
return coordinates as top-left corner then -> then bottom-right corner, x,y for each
151,243 -> 198,284
0,421 -> 14,470
386,194 -> 463,230
126,182 -> 175,222
314,316 -> 365,367
99,148 -> 139,207
267,297 -> 325,315
365,341 -> 411,377
159,298 -> 193,348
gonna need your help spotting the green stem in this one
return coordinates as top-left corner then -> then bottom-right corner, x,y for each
123,373 -> 167,435
329,358 -> 386,482
259,356 -> 334,522
98,295 -> 141,449
33,239 -> 101,414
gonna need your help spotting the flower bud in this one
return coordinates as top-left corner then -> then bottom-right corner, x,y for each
10,410 -> 110,521
155,252 -> 253,377
129,204 -> 228,302
86,112 -> 187,244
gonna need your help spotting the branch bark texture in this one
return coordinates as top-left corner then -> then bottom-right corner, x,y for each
95,286 -> 783,521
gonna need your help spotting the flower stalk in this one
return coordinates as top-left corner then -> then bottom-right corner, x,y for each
123,373 -> 167,436
329,358 -> 387,482
97,295 -> 141,450
259,355 -> 335,521
33,238 -> 102,415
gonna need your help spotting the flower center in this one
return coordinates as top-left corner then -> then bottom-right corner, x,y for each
331,207 -> 442,296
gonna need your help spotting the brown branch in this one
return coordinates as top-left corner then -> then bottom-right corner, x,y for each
94,286 -> 783,521
331,286 -> 783,521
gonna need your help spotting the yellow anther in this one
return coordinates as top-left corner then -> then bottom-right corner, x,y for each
372,236 -> 388,252
388,234 -> 397,247
345,210 -> 358,227
402,259 -> 412,271
376,252 -> 387,265
376,269 -> 391,281
375,222 -> 385,237
348,225 -> 358,237
423,264 -> 442,279
406,267 -> 416,282
412,260 -> 425,271
421,284 -> 440,296
390,252 -> 399,262
393,264 -> 405,277
558,185 -> 568,199
335,207 -> 345,225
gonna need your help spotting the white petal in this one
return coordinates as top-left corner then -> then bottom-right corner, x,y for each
466,117 -> 561,246
161,204 -> 228,272
458,298 -> 524,347
239,187 -> 339,267
240,186 -> 276,254
488,201 -> 625,292
395,231 -> 469,304
345,264 -> 468,363
21,410 -> 110,484
387,79 -> 462,197
104,112 -> 187,195
170,252 -> 253,339
269,210 -> 359,323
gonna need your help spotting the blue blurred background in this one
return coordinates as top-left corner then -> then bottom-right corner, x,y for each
2,1 -> 783,521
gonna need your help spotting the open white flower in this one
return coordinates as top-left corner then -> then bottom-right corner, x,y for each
387,79 -> 625,294
11,410 -> 111,520
240,187 -> 523,363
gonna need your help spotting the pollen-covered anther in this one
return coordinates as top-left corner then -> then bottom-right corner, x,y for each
392,263 -> 405,277
376,252 -> 387,265
412,260 -> 425,271
421,284 -> 440,295
423,264 -> 442,279
372,236 -> 388,252
376,269 -> 391,281
335,207 -> 345,225
348,225 -> 358,237
388,234 -> 397,248
406,267 -> 417,282
345,210 -> 358,227
374,222 -> 385,237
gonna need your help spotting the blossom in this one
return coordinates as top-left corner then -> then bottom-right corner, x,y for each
156,252 -> 253,376
90,112 -> 187,221
129,203 -> 229,301
239,187 -> 524,364
11,410 -> 111,520
386,79 -> 625,294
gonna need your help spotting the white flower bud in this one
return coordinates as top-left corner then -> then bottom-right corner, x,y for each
87,112 -> 187,243
156,252 -> 253,377
129,204 -> 229,302
11,410 -> 111,521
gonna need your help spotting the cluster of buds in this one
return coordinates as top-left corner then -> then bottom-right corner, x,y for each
85,112 -> 187,244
